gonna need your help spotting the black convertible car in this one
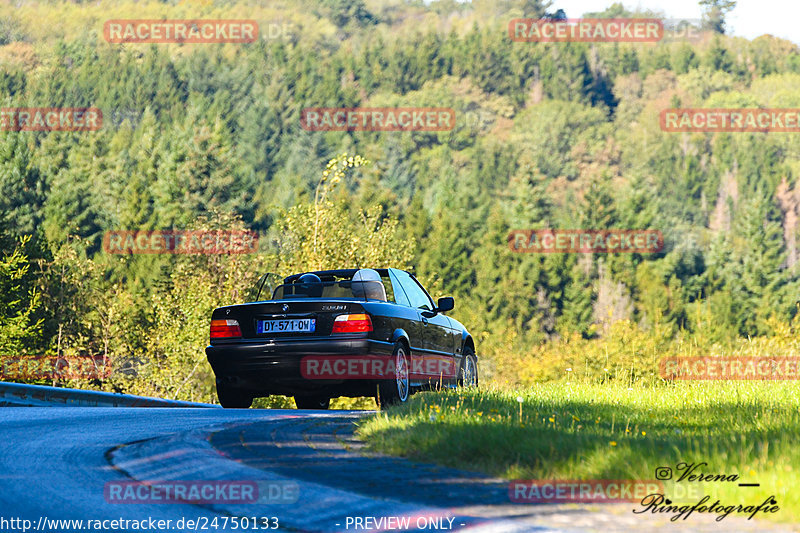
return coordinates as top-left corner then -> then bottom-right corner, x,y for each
206,268 -> 478,408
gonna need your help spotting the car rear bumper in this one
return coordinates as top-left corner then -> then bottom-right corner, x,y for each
206,336 -> 395,397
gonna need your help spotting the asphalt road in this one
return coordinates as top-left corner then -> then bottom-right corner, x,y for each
0,408 -> 795,533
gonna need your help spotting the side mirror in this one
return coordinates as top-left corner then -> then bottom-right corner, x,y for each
437,296 -> 454,313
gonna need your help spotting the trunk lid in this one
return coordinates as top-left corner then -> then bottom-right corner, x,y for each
211,299 -> 366,339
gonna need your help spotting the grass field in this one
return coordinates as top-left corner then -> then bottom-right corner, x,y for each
356,382 -> 800,522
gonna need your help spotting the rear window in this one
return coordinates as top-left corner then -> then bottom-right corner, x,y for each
271,279 -> 387,301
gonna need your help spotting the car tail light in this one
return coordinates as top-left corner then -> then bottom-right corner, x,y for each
331,313 -> 373,333
210,319 -> 242,339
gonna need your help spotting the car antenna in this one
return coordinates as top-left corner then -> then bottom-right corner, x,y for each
255,273 -> 268,301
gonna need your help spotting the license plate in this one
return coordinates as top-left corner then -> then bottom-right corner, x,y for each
257,318 -> 316,334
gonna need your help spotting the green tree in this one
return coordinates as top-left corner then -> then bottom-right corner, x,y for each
0,236 -> 42,357
0,134 -> 43,235
700,0 -> 737,34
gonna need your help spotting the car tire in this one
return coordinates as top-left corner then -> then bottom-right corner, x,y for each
294,395 -> 331,410
458,347 -> 478,388
217,385 -> 253,408
377,342 -> 410,409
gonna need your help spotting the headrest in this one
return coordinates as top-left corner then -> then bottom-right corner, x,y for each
351,269 -> 387,301
294,272 -> 323,297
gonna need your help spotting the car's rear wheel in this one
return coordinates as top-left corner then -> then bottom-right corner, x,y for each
294,395 -> 330,410
459,347 -> 478,388
217,385 -> 253,408
377,342 -> 410,408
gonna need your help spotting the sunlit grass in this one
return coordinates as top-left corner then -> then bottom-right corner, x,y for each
357,382 -> 800,522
